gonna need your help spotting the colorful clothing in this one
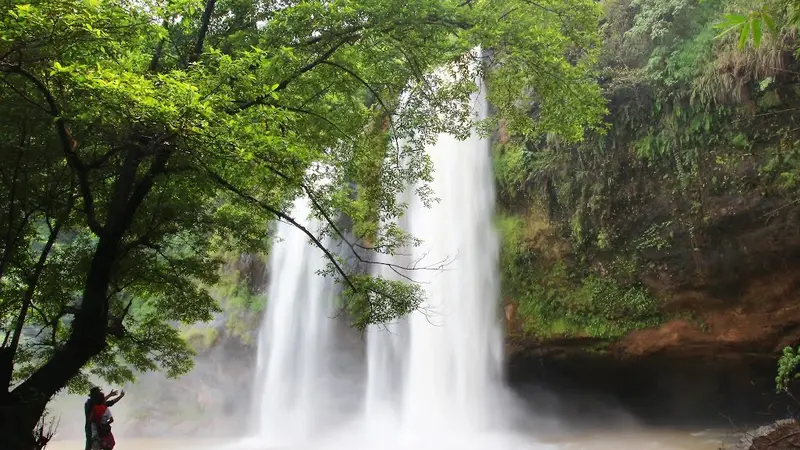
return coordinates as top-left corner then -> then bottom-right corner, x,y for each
84,397 -> 118,450
88,405 -> 115,450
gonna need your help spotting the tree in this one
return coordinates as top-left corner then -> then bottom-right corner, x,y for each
0,0 -> 605,447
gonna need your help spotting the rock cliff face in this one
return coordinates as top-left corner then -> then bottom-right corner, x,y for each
505,191 -> 800,356
493,0 -> 800,425
502,200 -> 800,426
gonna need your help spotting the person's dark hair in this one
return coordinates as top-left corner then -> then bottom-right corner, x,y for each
89,389 -> 104,405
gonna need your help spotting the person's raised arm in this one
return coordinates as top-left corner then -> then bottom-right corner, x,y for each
104,390 -> 118,401
106,390 -> 126,407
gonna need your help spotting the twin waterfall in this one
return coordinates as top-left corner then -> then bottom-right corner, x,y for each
239,80 -> 549,449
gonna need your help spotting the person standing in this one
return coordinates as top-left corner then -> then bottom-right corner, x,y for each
83,387 -> 125,450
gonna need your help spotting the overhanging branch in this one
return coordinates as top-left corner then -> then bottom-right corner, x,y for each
319,60 -> 404,157
237,36 -> 358,111
202,167 -> 359,292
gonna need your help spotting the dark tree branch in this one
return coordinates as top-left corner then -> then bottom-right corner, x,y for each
86,145 -> 127,170
190,0 -> 217,64
106,145 -> 143,233
319,60 -> 405,155
251,159 -> 451,283
5,193 -> 72,372
0,146 -> 26,283
0,77 -> 52,114
270,103 -> 354,141
107,298 -> 134,338
149,19 -> 170,72
116,147 -> 172,235
0,212 -> 32,299
202,167 -> 358,292
520,0 -> 564,17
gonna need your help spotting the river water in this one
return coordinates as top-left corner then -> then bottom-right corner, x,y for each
46,428 -> 731,450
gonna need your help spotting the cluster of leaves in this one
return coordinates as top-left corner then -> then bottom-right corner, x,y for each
206,252 -> 268,345
0,0 -> 606,434
777,345 -> 800,392
714,0 -> 800,52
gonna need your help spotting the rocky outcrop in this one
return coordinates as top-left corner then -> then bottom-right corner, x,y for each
502,184 -> 800,427
726,419 -> 800,450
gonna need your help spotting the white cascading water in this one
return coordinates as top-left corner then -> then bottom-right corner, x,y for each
364,78 -> 504,430
238,73 -> 553,450
243,199 -> 362,448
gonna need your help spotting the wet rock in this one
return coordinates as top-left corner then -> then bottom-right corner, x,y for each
724,419 -> 800,450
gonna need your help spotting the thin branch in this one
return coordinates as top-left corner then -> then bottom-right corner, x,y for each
237,37 -> 356,111
7,194 -> 72,360
298,81 -> 337,109
767,430 -> 800,448
254,160 -> 454,282
269,103 -> 354,141
0,145 -> 26,282
149,19 -> 170,72
202,167 -> 358,292
520,0 -> 564,17
319,60 -> 403,156
0,77 -> 52,114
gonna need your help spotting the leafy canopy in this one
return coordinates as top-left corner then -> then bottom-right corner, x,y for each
0,0 -> 604,397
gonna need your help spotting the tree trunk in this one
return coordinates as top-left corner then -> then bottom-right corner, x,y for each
1,236 -> 121,450
0,149 -> 168,447
0,397 -> 39,450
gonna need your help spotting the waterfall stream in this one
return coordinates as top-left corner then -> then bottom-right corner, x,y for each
239,77 -> 551,449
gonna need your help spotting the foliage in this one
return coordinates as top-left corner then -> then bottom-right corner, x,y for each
209,252 -> 268,344
498,214 -> 660,340
0,0 -> 606,438
495,0 -> 800,340
181,327 -> 219,353
713,0 -> 800,51
777,345 -> 800,392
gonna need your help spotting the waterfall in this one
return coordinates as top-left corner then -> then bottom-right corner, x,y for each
246,199 -> 361,447
238,76 -> 553,450
363,79 -> 505,430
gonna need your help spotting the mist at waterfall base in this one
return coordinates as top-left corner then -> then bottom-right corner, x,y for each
234,84 -> 559,450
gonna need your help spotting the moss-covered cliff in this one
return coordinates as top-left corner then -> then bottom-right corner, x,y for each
496,0 -> 800,359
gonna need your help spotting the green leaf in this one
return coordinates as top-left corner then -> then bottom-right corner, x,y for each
738,21 -> 750,49
752,16 -> 762,48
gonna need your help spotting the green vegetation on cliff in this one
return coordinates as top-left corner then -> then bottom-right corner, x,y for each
496,0 -> 800,341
